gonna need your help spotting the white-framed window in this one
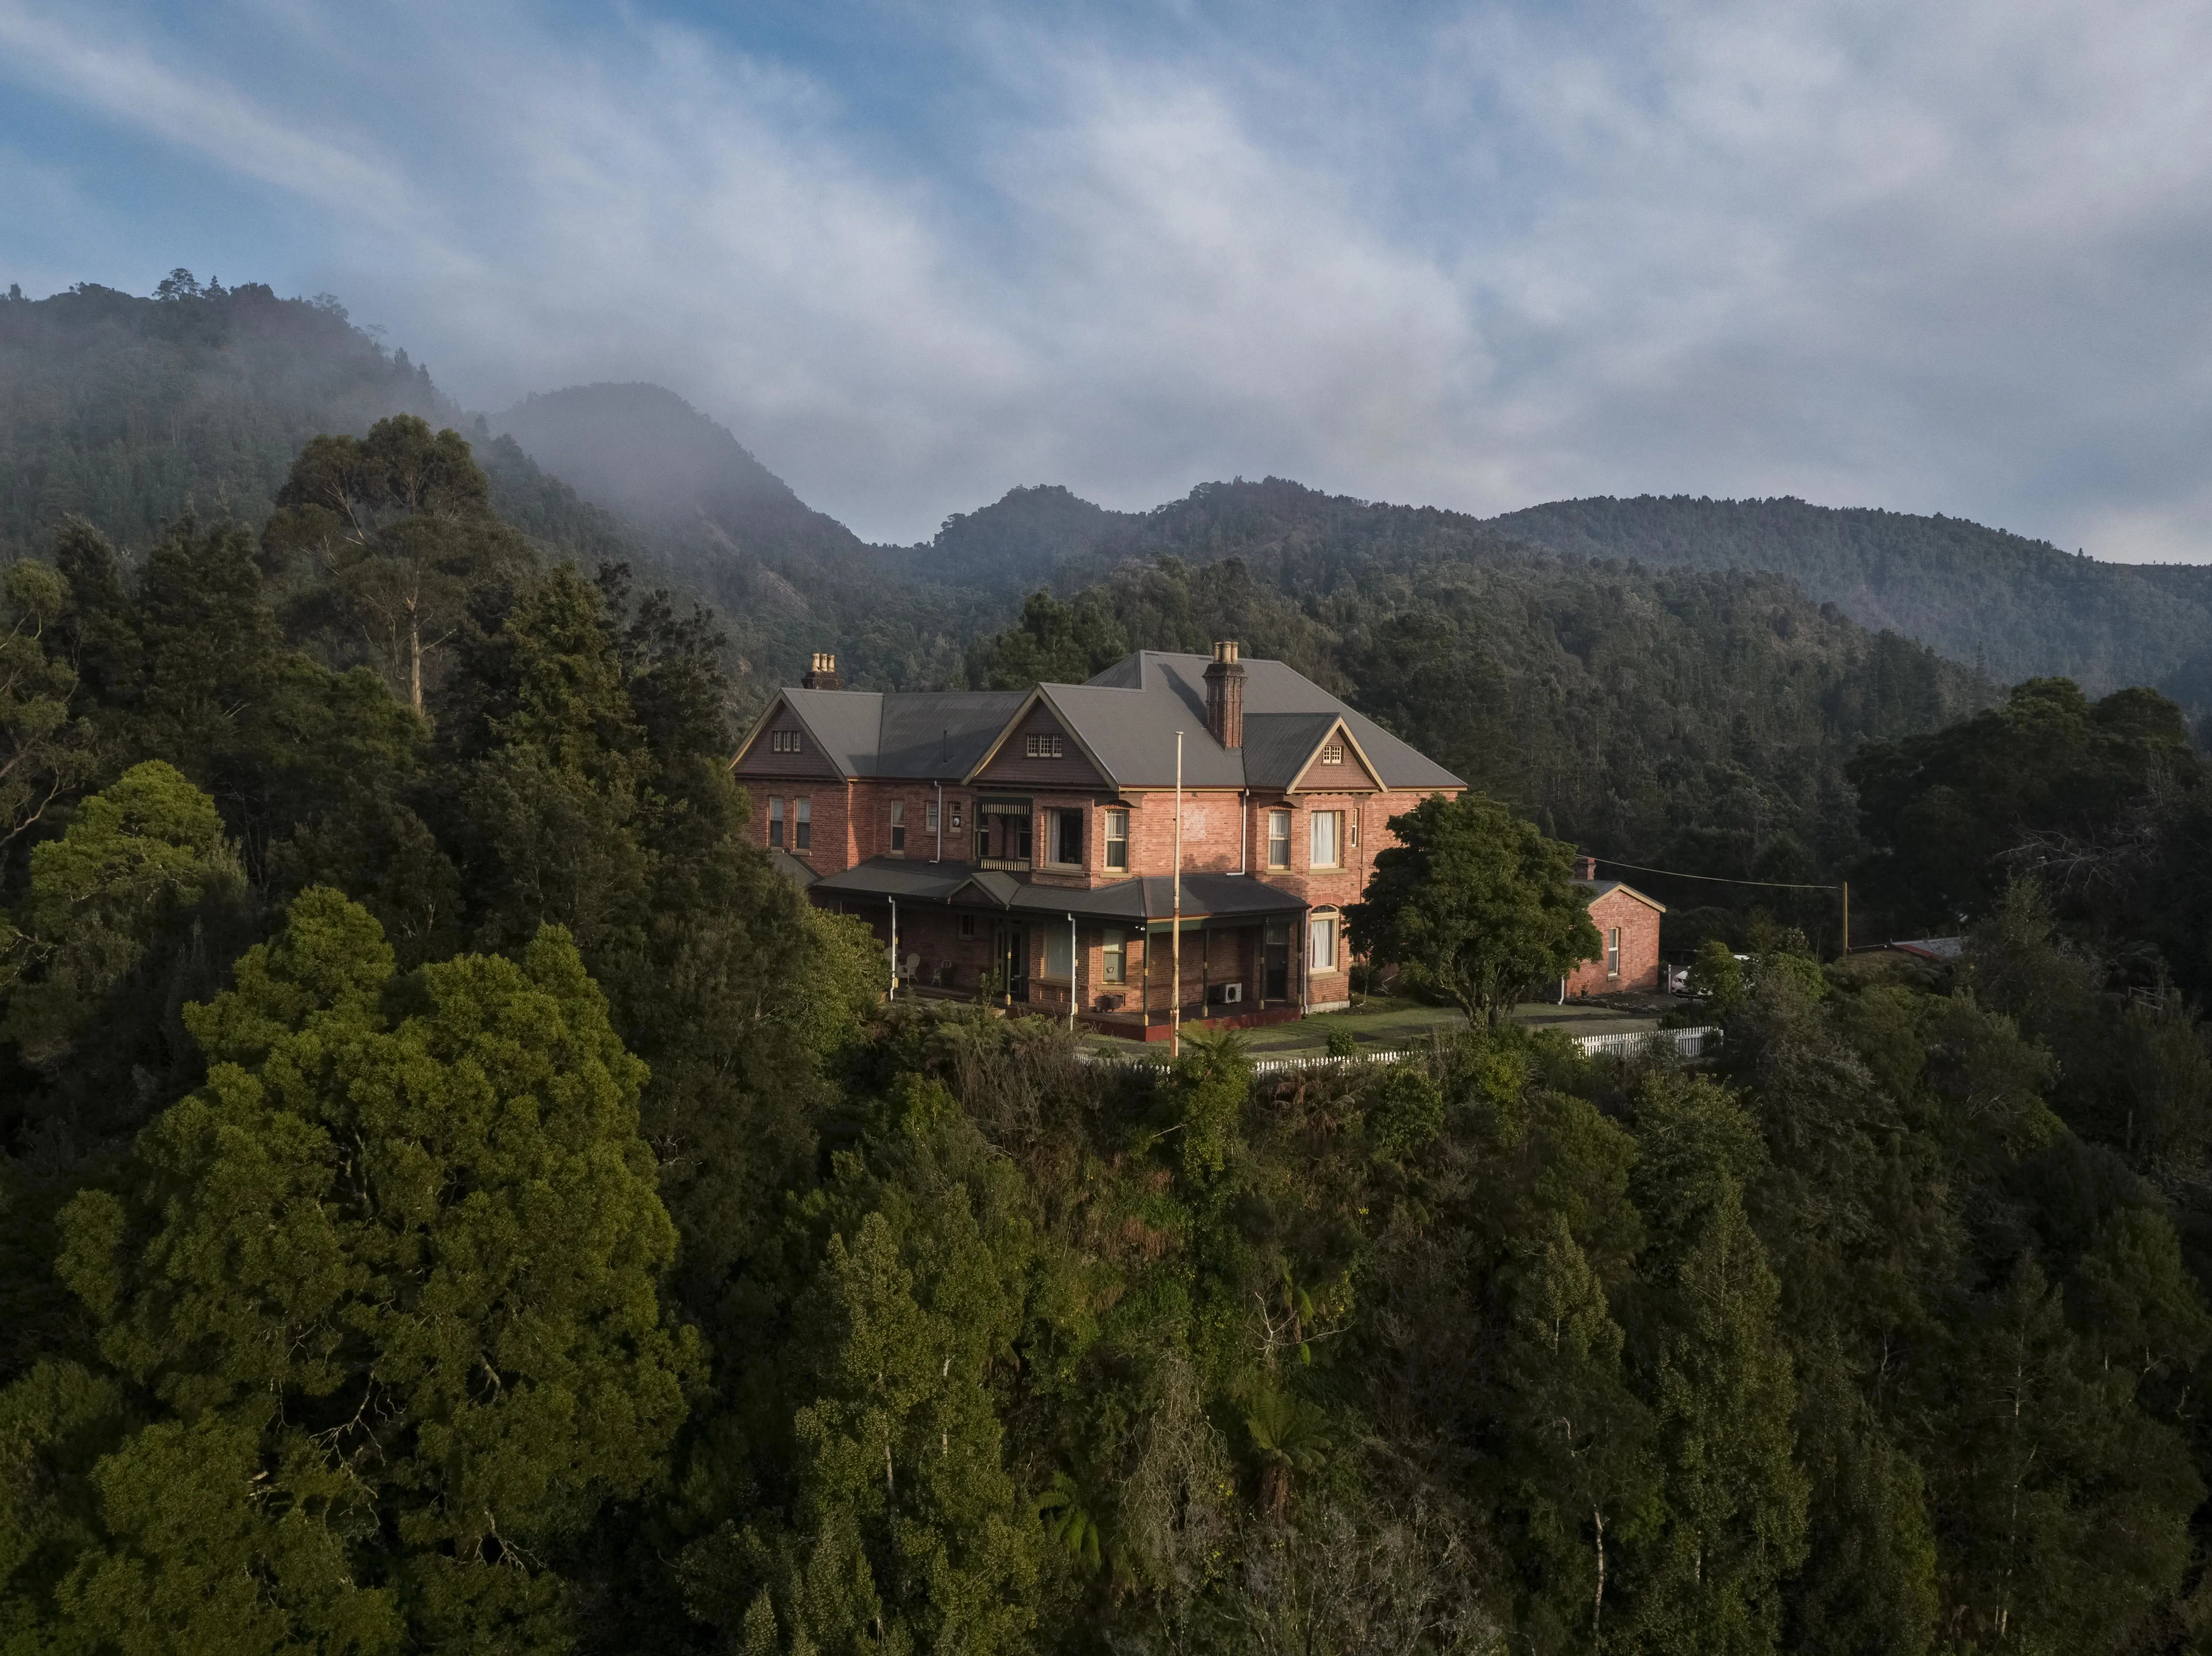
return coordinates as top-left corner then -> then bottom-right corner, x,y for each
1104,809 -> 1129,870
1309,913 -> 1339,973
1044,925 -> 1075,982
1320,739 -> 1343,766
794,797 -> 811,851
889,800 -> 905,854
771,729 -> 803,753
1310,810 -> 1343,870
1025,733 -> 1064,759
926,799 -> 940,834
1268,809 -> 1291,869
767,796 -> 784,847
1606,927 -> 1621,979
1103,928 -> 1127,984
1349,811 -> 1359,850
1053,808 -> 1084,866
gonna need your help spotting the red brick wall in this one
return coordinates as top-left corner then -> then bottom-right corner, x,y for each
1565,888 -> 1663,995
1116,790 -> 1247,877
743,778 -> 853,872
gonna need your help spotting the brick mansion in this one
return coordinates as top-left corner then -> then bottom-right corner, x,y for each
734,643 -> 1655,1038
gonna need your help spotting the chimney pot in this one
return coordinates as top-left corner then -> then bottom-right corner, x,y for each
801,651 -> 840,690
1203,640 -> 1246,749
1575,854 -> 1598,881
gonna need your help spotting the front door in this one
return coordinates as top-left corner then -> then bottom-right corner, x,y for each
997,923 -> 1029,1003
1263,921 -> 1290,1002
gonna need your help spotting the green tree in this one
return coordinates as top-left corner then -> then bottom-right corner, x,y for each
0,559 -> 91,864
3,888 -> 702,1649
1351,793 -> 1600,1026
1496,1211 -> 1655,1652
689,1078 -> 1040,1654
1627,1074 -> 1808,1656
3,760 -> 249,1122
265,415 -> 532,711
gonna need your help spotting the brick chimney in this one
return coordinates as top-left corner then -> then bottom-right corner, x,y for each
1574,854 -> 1598,880
801,651 -> 840,690
1204,640 -> 1246,749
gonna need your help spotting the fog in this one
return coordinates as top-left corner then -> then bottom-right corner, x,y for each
5,0 -> 2212,557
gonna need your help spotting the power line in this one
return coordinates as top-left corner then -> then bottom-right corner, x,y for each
1595,858 -> 1839,893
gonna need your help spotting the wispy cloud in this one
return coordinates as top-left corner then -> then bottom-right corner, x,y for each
2,0 -> 2210,557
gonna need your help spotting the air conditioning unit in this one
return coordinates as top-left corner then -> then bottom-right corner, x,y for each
1210,982 -> 1244,1005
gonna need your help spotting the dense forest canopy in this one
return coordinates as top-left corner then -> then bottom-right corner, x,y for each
959,538 -> 1990,954
1,460 -> 2209,1647
1491,493 -> 2212,702
4,274 -> 2212,1652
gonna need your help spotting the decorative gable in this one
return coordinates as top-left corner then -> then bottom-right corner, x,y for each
1288,721 -> 1382,793
971,701 -> 1106,789
734,699 -> 842,779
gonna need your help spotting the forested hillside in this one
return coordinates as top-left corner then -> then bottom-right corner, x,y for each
1,449 -> 2209,1648
8,279 -> 2212,1654
959,482 -> 1994,948
0,280 -> 994,703
1492,493 -> 2212,698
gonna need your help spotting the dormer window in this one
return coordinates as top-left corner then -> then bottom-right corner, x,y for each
1320,739 -> 1343,765
1025,734 -> 1064,759
772,729 -> 803,753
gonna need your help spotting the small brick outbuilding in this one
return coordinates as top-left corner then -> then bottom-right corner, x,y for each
1563,856 -> 1666,995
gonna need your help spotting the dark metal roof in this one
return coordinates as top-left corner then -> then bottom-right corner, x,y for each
876,690 -> 1030,777
781,687 -> 1026,779
769,649 -> 1463,792
1239,712 -> 1339,789
768,849 -> 818,889
782,688 -> 885,775
807,859 -> 1307,922
1057,651 -> 1464,791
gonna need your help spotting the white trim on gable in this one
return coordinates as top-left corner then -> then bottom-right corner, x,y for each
961,686 -> 1121,789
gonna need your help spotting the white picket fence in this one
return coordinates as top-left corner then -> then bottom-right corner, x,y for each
1090,1025 -> 1716,1075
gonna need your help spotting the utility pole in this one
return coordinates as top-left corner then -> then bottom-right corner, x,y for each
1171,731 -> 1183,1060
1840,881 -> 1849,956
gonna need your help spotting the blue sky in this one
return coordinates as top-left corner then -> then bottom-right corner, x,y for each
4,0 -> 2211,556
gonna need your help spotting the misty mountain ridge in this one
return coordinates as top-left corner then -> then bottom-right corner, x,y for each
493,381 -> 868,566
4,273 -> 2205,710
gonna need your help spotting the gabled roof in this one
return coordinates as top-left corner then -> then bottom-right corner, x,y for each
746,687 -> 1030,779
1574,877 -> 1667,914
1058,651 -> 1463,792
1240,713 -> 1341,789
743,648 -> 1463,791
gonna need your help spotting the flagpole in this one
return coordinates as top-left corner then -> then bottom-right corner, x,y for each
1172,730 -> 1183,1060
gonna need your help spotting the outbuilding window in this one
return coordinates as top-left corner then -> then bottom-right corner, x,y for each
1268,809 -> 1291,869
794,797 -> 811,851
889,801 -> 905,854
1606,927 -> 1621,979
1104,809 -> 1129,870
767,796 -> 784,847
